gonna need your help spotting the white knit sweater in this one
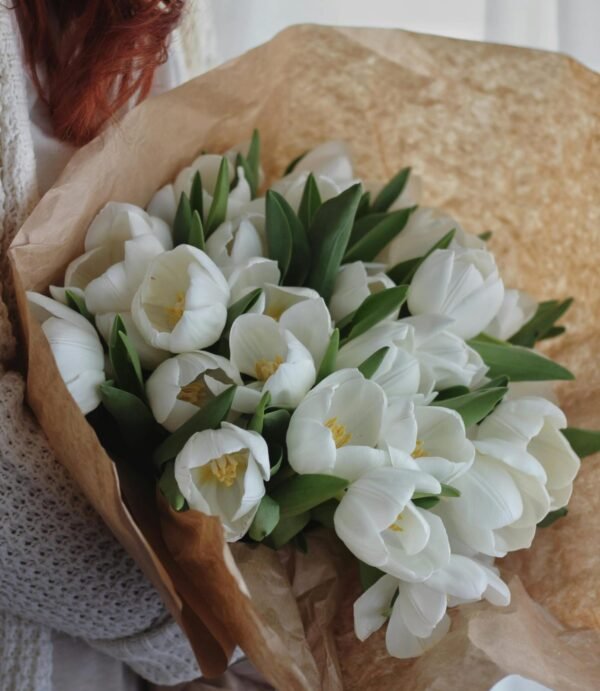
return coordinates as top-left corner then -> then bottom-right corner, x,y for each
0,5 -> 219,690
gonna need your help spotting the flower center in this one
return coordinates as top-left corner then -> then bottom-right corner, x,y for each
166,291 -> 186,327
177,377 -> 213,407
325,417 -> 352,448
264,304 -> 286,321
201,450 -> 248,487
255,355 -> 284,381
412,439 -> 426,459
388,512 -> 404,532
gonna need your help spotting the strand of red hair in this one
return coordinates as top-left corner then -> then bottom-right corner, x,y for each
15,0 -> 185,146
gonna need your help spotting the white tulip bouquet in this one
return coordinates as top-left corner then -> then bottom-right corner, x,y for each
28,134 -> 600,660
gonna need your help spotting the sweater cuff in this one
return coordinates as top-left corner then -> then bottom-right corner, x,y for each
87,615 -> 201,685
0,610 -> 53,691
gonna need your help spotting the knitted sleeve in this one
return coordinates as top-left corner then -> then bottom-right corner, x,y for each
0,369 -> 201,685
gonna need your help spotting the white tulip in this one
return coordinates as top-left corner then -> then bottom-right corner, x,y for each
434,453 -> 527,557
407,248 -> 505,340
146,352 -> 248,432
147,154 -> 251,226
380,207 -> 484,266
382,400 -> 475,485
227,257 -> 280,304
286,369 -> 388,481
354,552 -> 509,658
27,292 -> 105,415
485,288 -> 537,340
174,422 -> 270,541
58,202 -> 172,295
229,313 -> 316,408
405,315 -> 488,390
490,675 -> 553,691
132,245 -> 230,353
279,172 -> 348,213
334,466 -> 450,581
288,140 -> 354,184
476,397 -> 580,511
329,262 -> 396,323
205,206 -> 266,273
353,574 -> 450,659
336,322 -> 435,404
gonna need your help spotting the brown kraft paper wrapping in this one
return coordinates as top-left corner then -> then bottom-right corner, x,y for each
9,25 -> 600,690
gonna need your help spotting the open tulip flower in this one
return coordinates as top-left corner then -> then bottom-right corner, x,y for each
146,351 -> 249,432
286,369 -> 390,481
229,313 -> 316,408
334,466 -> 450,581
132,245 -> 230,353
27,292 -> 105,415
174,423 -> 270,541
407,247 -> 505,340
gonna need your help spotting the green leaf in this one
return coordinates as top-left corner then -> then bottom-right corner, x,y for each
266,512 -> 310,549
509,298 -> 573,348
346,285 -> 409,341
205,157 -> 229,236
224,288 -> 263,335
412,496 -> 440,510
480,375 -> 510,390
434,386 -> 471,401
249,495 -> 280,541
440,483 -> 461,497
359,562 -> 385,591
108,315 -> 145,399
316,329 -> 339,382
153,386 -> 236,468
248,392 -> 271,433
538,326 -> 566,341
356,191 -> 371,219
236,130 -> 261,198
538,507 -> 568,528
173,192 -> 193,246
269,444 -> 284,475
344,207 -> 414,263
99,382 -> 157,448
350,212 -> 388,246
310,499 -> 337,530
371,167 -> 411,213
283,150 -> 308,176
358,347 -> 389,379
478,230 -> 492,241
247,129 -> 261,180
387,229 -> 456,285
432,387 -> 508,427
190,171 -> 204,219
271,474 -> 349,519
468,338 -> 574,382
298,173 -> 322,231
158,461 -> 186,512
187,210 -> 205,250
262,409 -> 291,445
562,427 -> 600,458
265,190 -> 293,279
64,289 -> 94,323
306,184 -> 363,301
269,190 -> 311,285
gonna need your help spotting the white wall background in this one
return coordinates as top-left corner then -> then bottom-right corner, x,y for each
199,0 -> 600,72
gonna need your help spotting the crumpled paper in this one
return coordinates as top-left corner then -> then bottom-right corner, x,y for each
9,25 -> 600,690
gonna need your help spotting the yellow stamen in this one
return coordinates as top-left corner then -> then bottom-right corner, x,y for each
177,377 -> 213,407
388,512 -> 404,532
325,417 -> 352,448
166,291 -> 186,326
412,439 -> 426,459
264,304 -> 286,321
255,355 -> 283,381
200,450 -> 248,487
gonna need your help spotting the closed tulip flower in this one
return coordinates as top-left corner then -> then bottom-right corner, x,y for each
407,248 -> 505,340
485,288 -> 537,340
329,262 -> 397,323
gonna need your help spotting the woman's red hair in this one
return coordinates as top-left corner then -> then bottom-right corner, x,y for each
15,0 -> 185,145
